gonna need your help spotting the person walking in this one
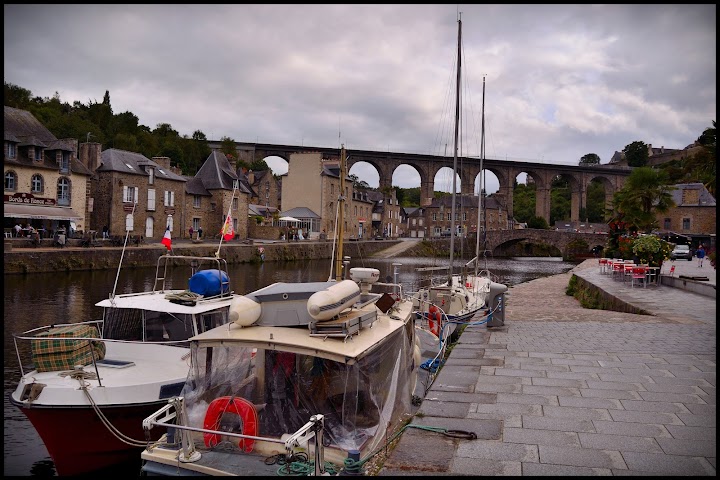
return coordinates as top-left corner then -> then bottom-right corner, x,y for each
696,244 -> 706,267
102,225 -> 109,239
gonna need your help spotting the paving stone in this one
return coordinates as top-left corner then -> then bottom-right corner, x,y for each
413,416 -> 502,440
521,415 -> 596,433
503,427 -> 580,447
522,385 -> 581,397
497,393 -> 558,406
444,357 -> 504,367
542,405 -> 613,421
642,383 -> 707,394
621,451 -> 715,475
558,396 -> 623,410
474,383 -> 523,394
475,403 -> 543,416
676,413 -> 716,427
580,388 -> 643,400
609,410 -> 684,425
637,391 -> 707,404
381,428 -> 455,473
619,400 -> 689,414
476,375 -> 531,385
585,380 -> 646,391
451,458 -> 522,476
419,399 -> 470,418
423,391 -> 496,404
531,377 -> 587,388
665,424 -> 716,441
656,437 -> 717,457
578,432 -> 662,453
684,403 -> 715,416
538,445 -> 627,469
456,440 -> 539,462
467,412 -> 522,428
522,463 -> 612,475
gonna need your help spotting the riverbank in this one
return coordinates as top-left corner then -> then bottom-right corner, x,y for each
2,238 -> 400,274
380,259 -> 716,476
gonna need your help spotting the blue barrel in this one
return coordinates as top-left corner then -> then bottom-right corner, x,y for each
188,269 -> 230,296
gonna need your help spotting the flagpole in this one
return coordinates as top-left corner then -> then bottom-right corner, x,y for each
215,181 -> 238,258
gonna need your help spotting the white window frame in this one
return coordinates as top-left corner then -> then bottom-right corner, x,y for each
164,190 -> 175,207
193,195 -> 201,208
7,143 -> 17,159
123,186 -> 139,203
147,188 -> 156,211
5,171 -> 16,190
148,168 -> 155,185
31,174 -> 43,193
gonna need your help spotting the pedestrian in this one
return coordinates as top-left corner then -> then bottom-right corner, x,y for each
696,244 -> 705,267
14,223 -> 21,237
189,226 -> 194,239
198,227 -> 203,239
102,225 -> 109,239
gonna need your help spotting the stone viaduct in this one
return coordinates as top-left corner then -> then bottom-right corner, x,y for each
212,141 -> 632,226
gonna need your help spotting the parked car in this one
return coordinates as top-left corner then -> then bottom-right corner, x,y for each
670,244 -> 693,261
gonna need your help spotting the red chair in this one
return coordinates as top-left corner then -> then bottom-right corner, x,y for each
631,266 -> 647,288
599,258 -> 608,274
668,265 -> 675,277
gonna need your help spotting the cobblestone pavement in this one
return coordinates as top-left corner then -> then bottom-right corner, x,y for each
380,260 -> 716,476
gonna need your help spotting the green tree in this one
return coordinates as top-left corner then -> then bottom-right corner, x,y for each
4,82 -> 33,109
623,141 -> 649,167
579,153 -> 600,166
512,183 -> 536,223
610,167 -> 675,233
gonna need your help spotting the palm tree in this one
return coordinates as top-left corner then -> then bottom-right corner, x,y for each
610,167 -> 675,233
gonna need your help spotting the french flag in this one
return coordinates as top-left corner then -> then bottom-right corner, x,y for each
161,228 -> 172,250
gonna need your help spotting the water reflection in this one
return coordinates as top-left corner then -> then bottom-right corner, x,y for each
3,256 -> 577,476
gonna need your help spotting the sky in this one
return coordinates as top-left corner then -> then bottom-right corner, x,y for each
4,4 -> 716,193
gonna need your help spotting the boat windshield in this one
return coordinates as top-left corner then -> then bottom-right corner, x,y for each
102,308 -> 227,342
180,323 -> 415,454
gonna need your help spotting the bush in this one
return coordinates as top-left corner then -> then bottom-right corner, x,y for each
631,235 -> 672,267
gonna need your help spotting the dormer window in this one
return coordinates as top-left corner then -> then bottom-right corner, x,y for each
148,167 -> 155,185
125,163 -> 135,171
7,143 -> 17,159
34,147 -> 43,162
59,152 -> 70,173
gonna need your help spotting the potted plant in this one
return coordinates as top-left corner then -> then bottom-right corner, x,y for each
631,234 -> 672,267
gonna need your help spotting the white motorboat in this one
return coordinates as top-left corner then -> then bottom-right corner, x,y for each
9,253 -> 239,476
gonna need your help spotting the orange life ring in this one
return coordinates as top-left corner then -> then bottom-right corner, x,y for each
203,396 -> 259,452
428,305 -> 441,337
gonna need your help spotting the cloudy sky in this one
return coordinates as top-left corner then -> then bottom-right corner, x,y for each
4,4 -> 716,192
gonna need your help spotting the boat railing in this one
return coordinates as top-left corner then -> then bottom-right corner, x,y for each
143,397 -> 327,475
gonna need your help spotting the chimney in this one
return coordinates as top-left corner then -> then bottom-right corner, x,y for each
152,156 -> 172,169
79,142 -> 102,170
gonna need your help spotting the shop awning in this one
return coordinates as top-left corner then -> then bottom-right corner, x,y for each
3,203 -> 82,220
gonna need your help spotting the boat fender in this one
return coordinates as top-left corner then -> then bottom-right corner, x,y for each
428,305 -> 441,337
229,295 -> 262,327
203,396 -> 258,452
307,280 -> 361,321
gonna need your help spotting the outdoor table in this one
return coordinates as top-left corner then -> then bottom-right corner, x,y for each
644,266 -> 661,286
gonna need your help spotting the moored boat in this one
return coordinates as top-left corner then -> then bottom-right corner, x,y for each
9,253 -> 239,476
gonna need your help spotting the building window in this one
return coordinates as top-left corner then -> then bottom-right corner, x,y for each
123,186 -> 138,203
5,171 -> 17,190
193,217 -> 201,231
7,143 -> 17,159
31,174 -> 43,193
34,147 -> 43,161
446,213 -> 451,221
663,218 -> 671,230
331,184 -> 334,195
57,177 -> 70,206
148,168 -> 155,185
432,213 -> 437,221
233,197 -> 238,210
164,190 -> 175,207
193,195 -> 201,208
682,218 -> 691,230
211,202 -> 216,211
60,152 -> 70,173
354,206 -> 358,216
147,188 -> 156,211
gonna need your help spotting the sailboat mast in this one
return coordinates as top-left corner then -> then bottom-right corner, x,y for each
475,76 -> 485,277
335,144 -> 346,281
448,16 -> 461,285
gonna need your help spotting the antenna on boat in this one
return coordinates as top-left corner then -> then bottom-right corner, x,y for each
334,144 -> 347,281
110,200 -> 137,303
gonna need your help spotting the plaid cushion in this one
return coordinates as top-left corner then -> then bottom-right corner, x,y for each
31,325 -> 106,373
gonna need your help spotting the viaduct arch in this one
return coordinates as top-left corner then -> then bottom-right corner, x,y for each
210,141 -> 631,226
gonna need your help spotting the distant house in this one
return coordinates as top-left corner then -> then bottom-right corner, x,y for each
185,150 -> 251,240
656,182 -> 716,248
4,106 -> 92,236
424,194 -> 508,237
609,143 -> 703,167
80,145 -> 186,240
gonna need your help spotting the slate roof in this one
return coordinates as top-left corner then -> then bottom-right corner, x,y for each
194,150 -> 250,193
4,106 -> 92,176
280,206 -> 320,219
670,183 -> 716,207
249,204 -> 278,216
185,176 -> 211,196
98,149 -> 186,182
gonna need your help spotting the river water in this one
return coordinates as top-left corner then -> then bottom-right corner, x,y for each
3,255 -> 578,476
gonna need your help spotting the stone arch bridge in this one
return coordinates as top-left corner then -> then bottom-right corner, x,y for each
481,228 -> 606,259
212,141 -> 632,228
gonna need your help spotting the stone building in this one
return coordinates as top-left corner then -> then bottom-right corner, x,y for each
405,207 -> 428,238
280,151 -> 380,240
4,106 -> 92,237
246,169 -> 281,211
184,150 -> 250,240
656,182 -> 716,248
365,189 -> 403,238
609,143 -> 703,167
80,145 -> 187,240
424,194 -> 509,237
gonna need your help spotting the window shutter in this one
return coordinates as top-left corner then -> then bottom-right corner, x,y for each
148,189 -> 155,211
134,187 -> 139,204
171,191 -> 175,207
123,186 -> 128,201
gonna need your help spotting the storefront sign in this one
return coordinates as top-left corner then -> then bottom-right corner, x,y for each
4,193 -> 56,206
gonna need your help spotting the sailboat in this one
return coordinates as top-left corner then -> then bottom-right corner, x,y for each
138,145 -> 428,476
411,16 -> 508,345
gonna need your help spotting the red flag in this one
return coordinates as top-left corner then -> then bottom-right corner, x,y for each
161,228 -> 172,250
221,214 -> 234,241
